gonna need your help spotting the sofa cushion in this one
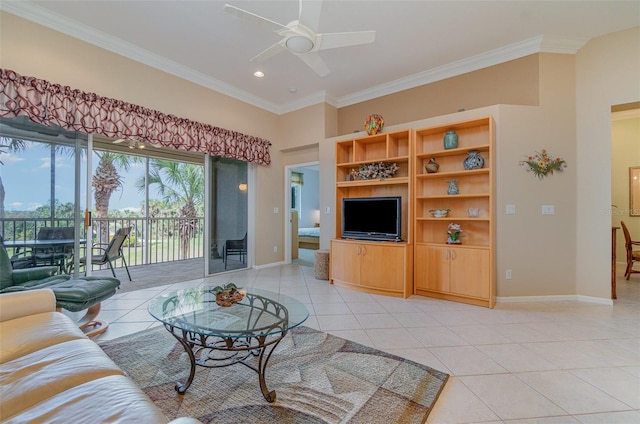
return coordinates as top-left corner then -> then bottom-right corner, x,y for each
0,245 -> 12,290
0,312 -> 86,364
0,338 -> 124,420
50,277 -> 120,312
2,374 -> 171,424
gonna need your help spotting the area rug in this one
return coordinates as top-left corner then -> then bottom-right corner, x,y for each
99,326 -> 449,423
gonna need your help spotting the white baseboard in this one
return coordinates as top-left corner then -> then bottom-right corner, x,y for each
496,294 -> 613,306
253,261 -> 286,270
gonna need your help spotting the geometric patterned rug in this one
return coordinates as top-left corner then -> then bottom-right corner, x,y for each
99,326 -> 449,423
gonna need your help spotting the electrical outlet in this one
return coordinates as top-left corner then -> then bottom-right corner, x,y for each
542,205 -> 555,215
506,269 -> 512,280
273,245 -> 278,253
273,207 -> 279,214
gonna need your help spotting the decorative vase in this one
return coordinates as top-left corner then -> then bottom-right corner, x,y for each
365,114 -> 384,135
443,130 -> 458,149
447,234 -> 462,244
463,150 -> 484,170
425,157 -> 440,173
446,179 -> 459,195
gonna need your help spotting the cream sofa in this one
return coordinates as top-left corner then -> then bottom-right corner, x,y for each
0,289 -> 201,424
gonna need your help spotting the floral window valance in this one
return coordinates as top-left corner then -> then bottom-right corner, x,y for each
0,68 -> 271,165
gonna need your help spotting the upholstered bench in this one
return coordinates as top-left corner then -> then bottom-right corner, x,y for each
1,275 -> 120,336
2,243 -> 120,336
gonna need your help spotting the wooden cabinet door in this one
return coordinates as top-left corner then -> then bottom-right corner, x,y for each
360,243 -> 405,290
449,247 -> 490,298
414,245 -> 450,292
330,240 -> 360,284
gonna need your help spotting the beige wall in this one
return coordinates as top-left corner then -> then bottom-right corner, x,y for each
337,55 -> 540,136
611,114 -> 640,262
495,53 -> 577,297
277,104 -> 326,150
576,27 -> 640,299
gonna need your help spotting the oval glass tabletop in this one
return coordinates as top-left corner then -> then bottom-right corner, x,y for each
148,287 -> 309,339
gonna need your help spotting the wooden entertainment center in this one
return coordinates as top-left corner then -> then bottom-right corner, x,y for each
330,117 -> 495,308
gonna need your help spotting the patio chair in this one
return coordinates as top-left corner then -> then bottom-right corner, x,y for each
621,221 -> 640,280
77,227 -> 132,281
223,233 -> 247,269
33,227 -> 75,272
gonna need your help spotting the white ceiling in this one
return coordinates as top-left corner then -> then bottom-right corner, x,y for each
2,1 -> 639,114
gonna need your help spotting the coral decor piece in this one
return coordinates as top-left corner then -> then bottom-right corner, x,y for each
364,114 -> 384,135
520,149 -> 567,180
211,283 -> 247,307
351,162 -> 399,180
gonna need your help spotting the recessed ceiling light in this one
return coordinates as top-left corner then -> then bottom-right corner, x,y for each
289,87 -> 297,93
253,71 -> 264,78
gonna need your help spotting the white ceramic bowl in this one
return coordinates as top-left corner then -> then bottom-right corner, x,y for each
429,209 -> 450,218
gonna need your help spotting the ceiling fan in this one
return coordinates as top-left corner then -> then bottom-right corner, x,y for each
223,0 -> 376,77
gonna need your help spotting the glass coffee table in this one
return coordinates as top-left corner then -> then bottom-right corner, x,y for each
147,287 -> 309,402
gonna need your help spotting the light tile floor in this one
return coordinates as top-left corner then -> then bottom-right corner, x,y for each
92,263 -> 640,423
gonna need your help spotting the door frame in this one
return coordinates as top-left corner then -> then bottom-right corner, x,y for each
284,161 -> 319,264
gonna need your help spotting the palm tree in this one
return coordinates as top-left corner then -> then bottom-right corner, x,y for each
0,137 -> 29,238
0,137 -> 28,213
92,151 -> 139,243
138,160 -> 204,259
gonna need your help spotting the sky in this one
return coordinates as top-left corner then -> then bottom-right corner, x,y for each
0,142 -> 149,213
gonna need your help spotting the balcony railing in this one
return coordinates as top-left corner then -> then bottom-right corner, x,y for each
1,217 -> 204,271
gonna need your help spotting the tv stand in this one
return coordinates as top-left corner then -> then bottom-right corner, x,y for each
331,238 -> 412,298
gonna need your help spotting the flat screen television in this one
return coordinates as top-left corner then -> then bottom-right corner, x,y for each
341,196 -> 402,241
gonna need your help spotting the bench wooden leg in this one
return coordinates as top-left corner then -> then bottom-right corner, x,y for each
57,303 -> 110,338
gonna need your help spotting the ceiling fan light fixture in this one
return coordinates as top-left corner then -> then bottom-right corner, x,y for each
286,35 -> 314,53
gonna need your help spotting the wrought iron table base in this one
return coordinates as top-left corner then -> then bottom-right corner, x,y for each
167,325 -> 286,402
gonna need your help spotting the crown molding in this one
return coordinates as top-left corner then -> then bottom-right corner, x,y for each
539,35 -> 589,54
276,91 -> 338,114
336,36 -> 546,108
612,109 -> 640,121
1,2 -> 591,115
0,1 -> 281,113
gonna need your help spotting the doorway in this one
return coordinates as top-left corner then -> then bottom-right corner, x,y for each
610,104 -> 640,300
285,162 -> 319,267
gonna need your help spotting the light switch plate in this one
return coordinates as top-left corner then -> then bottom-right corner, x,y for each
506,204 -> 516,215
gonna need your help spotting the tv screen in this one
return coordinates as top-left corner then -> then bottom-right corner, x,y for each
341,196 -> 401,241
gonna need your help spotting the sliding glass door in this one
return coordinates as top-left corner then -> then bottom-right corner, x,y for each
208,157 -> 248,273
0,117 -> 87,274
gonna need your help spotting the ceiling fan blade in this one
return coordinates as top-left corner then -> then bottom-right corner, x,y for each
296,52 -> 330,77
223,4 -> 288,32
250,41 -> 287,63
298,0 -> 322,33
316,31 -> 376,50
